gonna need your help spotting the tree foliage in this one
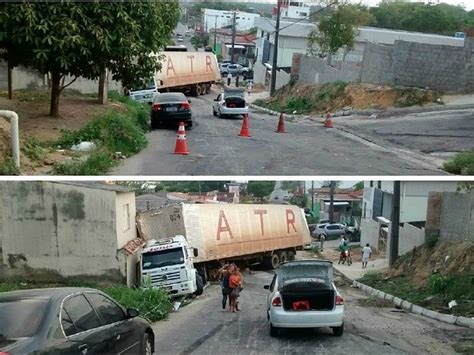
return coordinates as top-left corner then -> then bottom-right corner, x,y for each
247,181 -> 275,200
158,181 -> 229,193
308,4 -> 373,58
353,181 -> 364,190
0,1 -> 180,116
369,2 -> 474,35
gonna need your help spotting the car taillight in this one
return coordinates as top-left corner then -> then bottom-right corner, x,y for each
181,102 -> 190,110
0,352 -> 12,355
336,295 -> 344,305
272,296 -> 282,307
152,103 -> 161,111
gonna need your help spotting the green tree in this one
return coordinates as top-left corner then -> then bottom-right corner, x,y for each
0,1 -> 180,117
321,181 -> 341,188
308,4 -> 373,61
159,181 -> 229,193
247,181 -> 275,200
353,181 -> 364,190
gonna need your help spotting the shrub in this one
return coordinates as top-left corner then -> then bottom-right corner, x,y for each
0,157 -> 20,175
429,272 -> 451,293
394,87 -> 441,107
53,150 -> 115,176
443,151 -> 474,175
103,285 -> 173,322
24,137 -> 47,161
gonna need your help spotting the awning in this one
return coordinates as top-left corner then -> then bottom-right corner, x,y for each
225,44 -> 245,49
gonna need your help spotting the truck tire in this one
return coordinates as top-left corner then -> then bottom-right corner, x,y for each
194,273 -> 204,296
197,266 -> 207,284
191,86 -> 198,96
205,84 -> 211,94
288,250 -> 296,261
270,253 -> 280,269
279,251 -> 288,264
199,84 -> 206,95
196,85 -> 202,96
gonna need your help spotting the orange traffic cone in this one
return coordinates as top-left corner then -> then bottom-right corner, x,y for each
239,113 -> 251,137
173,122 -> 190,155
324,113 -> 333,128
275,113 -> 286,133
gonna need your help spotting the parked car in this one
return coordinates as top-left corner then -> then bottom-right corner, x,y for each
151,92 -> 193,129
212,87 -> 248,118
315,223 -> 348,240
264,260 -> 344,337
0,287 -> 155,354
221,63 -> 250,78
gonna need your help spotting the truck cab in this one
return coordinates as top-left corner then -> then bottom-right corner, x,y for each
140,236 -> 203,296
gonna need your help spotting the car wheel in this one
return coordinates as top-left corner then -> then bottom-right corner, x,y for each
217,110 -> 222,119
332,324 -> 344,336
270,323 -> 278,337
212,108 -> 217,117
142,332 -> 153,355
194,272 -> 204,296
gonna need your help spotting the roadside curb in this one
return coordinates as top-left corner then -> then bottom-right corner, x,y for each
250,102 -> 474,120
351,279 -> 474,329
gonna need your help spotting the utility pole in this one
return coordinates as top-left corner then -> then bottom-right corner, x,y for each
270,0 -> 282,96
329,181 -> 335,224
311,181 -> 314,213
213,15 -> 218,53
230,11 -> 236,64
389,181 -> 401,267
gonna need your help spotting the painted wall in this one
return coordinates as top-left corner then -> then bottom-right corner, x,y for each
360,218 -> 380,251
1,182 -> 133,282
116,191 -> 137,250
203,9 -> 260,32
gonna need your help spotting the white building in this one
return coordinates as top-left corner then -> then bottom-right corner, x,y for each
278,1 -> 315,20
202,8 -> 260,32
361,181 -> 458,255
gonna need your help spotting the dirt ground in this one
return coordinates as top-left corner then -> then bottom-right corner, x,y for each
0,92 -> 123,174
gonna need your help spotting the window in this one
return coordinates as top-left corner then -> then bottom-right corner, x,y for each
377,181 -> 382,189
326,225 -> 340,230
0,299 -> 49,338
61,308 -> 77,336
123,204 -> 130,231
370,181 -> 373,187
62,295 -> 101,335
269,274 -> 277,292
85,293 -> 125,325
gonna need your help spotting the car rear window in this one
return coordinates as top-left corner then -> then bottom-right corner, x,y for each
154,93 -> 186,103
0,298 -> 49,338
278,263 -> 333,286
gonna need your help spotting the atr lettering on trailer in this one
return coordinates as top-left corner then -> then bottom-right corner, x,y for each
216,210 -> 234,241
187,55 -> 195,73
254,210 -> 268,236
166,56 -> 176,76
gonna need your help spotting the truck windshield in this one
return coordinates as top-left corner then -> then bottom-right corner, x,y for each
142,247 -> 185,269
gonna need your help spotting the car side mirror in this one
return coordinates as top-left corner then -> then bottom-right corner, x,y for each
193,248 -> 198,257
126,308 -> 139,318
214,98 -> 219,101
263,285 -> 270,290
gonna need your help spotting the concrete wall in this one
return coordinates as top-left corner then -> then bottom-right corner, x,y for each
426,191 -> 474,242
360,218 -> 380,251
399,223 -> 425,255
360,43 -> 394,85
1,182 -> 127,281
115,192 -> 137,250
276,69 -> 290,90
253,61 -> 267,86
0,61 -> 123,94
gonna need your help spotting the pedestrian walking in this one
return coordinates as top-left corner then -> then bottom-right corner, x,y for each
227,73 -> 232,86
319,233 -> 326,251
362,243 -> 372,269
246,80 -> 253,95
218,263 -> 232,310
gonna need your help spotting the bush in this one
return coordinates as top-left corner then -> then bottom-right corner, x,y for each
0,157 -> 20,175
53,150 -> 116,176
24,137 -> 47,161
429,272 -> 451,293
443,151 -> 474,175
103,285 -> 173,322
394,87 -> 441,107
312,81 -> 348,112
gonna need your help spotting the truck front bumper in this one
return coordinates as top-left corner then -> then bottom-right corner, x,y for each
269,305 -> 344,328
153,280 -> 196,296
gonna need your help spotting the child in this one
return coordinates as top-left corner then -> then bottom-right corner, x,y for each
362,243 -> 372,269
228,266 -> 242,312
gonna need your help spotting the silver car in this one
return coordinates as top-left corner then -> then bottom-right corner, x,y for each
264,260 -> 344,337
212,88 -> 248,118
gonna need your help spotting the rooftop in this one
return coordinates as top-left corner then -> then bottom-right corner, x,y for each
55,181 -> 134,193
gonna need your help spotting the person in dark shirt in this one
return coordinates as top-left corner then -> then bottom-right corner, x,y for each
218,264 -> 232,310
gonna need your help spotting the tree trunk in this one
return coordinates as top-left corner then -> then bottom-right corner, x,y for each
98,69 -> 108,105
7,60 -> 13,100
50,71 -> 62,117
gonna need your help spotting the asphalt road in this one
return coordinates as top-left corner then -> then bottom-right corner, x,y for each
339,109 -> 474,158
152,265 -> 467,354
111,89 -> 446,176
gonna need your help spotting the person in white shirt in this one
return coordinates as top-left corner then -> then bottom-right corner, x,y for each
362,243 -> 372,269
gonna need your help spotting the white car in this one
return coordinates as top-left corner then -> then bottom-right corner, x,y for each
264,260 -> 344,337
212,88 -> 249,118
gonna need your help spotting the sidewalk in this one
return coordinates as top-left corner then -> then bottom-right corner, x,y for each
319,240 -> 389,281
246,90 -> 270,104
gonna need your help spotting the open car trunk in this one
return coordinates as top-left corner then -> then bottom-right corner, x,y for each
225,96 -> 246,108
280,278 -> 335,311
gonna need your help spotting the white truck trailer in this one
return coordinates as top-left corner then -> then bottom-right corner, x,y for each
137,203 -> 311,296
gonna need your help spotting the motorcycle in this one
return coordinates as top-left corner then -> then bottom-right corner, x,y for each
338,249 -> 352,266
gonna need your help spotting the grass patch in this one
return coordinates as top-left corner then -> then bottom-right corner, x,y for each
53,150 -> 116,175
53,93 -> 149,175
311,81 -> 347,112
360,271 -> 474,317
0,279 -> 174,323
393,87 -> 441,107
443,151 -> 474,175
24,137 -> 48,161
0,157 -> 20,175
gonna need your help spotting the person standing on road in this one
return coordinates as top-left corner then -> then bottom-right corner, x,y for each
247,80 -> 253,95
362,243 -> 372,269
227,73 -> 232,86
228,265 -> 242,313
218,263 -> 232,310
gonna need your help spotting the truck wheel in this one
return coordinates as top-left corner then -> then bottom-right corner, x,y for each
288,251 -> 296,261
197,266 -> 207,284
194,273 -> 204,296
199,84 -> 206,95
196,85 -> 202,96
205,84 -> 211,94
279,251 -> 288,264
332,324 -> 344,336
270,253 -> 280,269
